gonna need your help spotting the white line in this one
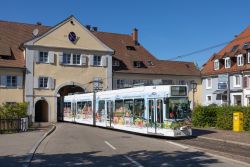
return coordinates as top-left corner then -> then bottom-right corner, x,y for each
124,155 -> 144,167
166,141 -> 189,150
104,141 -> 116,150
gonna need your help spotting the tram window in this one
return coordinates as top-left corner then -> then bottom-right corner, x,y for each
134,99 -> 145,119
64,102 -> 71,113
124,99 -> 133,117
79,101 -> 93,116
98,100 -> 105,116
115,100 -> 124,117
157,99 -> 163,123
77,102 -> 84,113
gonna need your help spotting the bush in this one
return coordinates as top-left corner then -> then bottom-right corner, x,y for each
0,102 -> 28,119
192,105 -> 250,131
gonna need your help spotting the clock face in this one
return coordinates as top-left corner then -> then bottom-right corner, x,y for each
68,32 -> 77,42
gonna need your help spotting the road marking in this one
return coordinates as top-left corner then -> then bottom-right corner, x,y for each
104,141 -> 117,150
166,141 -> 189,150
124,155 -> 144,167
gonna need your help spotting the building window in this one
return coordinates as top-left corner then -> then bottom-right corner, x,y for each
162,80 -> 173,85
231,45 -> 239,52
93,55 -> 101,66
117,79 -> 125,89
248,50 -> 250,63
243,42 -> 250,49
63,53 -> 71,64
39,52 -> 48,63
206,95 -> 212,104
179,80 -> 186,85
133,61 -> 142,68
126,46 -> 136,51
39,77 -> 48,88
147,61 -> 154,66
214,59 -> 219,70
206,78 -> 212,89
6,76 -> 17,87
112,60 -> 120,67
73,54 -> 81,65
225,57 -> 231,68
237,54 -> 244,66
234,75 -> 241,87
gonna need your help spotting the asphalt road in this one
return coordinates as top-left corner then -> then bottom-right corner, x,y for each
30,123 -> 249,167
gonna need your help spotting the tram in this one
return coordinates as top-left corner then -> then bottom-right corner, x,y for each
63,85 -> 192,137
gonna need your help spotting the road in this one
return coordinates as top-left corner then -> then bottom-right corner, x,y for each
31,123 -> 249,167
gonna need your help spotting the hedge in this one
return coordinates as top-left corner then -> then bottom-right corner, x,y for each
192,105 -> 250,131
0,102 -> 28,119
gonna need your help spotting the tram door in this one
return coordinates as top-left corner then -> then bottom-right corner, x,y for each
106,100 -> 113,127
147,99 -> 163,134
72,102 -> 77,122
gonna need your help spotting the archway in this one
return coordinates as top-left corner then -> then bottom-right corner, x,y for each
56,83 -> 85,122
35,100 -> 49,122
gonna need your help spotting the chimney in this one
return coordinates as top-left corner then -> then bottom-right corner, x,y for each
86,25 -> 91,30
36,22 -> 42,26
132,28 -> 139,45
92,26 -> 98,31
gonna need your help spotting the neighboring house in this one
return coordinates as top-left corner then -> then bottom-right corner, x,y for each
202,25 -> 250,106
0,15 -> 201,123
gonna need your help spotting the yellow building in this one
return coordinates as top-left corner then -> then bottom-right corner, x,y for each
0,16 -> 201,123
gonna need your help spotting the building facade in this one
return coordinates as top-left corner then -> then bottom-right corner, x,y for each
202,25 -> 250,106
0,16 -> 201,122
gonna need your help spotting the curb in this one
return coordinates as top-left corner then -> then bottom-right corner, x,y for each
197,136 -> 250,147
22,124 -> 56,167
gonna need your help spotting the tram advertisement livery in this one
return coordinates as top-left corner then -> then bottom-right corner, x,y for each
63,85 -> 192,137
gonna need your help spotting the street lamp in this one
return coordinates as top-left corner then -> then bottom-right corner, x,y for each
191,81 -> 197,110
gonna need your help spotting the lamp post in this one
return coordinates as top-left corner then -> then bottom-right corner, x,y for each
191,81 -> 197,110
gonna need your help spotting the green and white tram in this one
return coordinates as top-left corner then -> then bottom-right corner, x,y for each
64,85 -> 192,137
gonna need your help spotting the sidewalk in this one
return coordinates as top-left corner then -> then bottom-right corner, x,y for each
192,128 -> 250,146
0,126 -> 51,167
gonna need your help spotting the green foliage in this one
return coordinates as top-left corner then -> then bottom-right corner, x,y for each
192,105 -> 250,131
0,102 -> 28,119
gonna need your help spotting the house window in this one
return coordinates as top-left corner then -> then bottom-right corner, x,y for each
126,46 -> 136,51
73,54 -> 81,65
112,60 -> 120,67
117,79 -> 125,89
234,75 -> 241,87
214,59 -> 219,70
179,80 -> 186,85
243,42 -> 250,49
231,45 -> 239,52
237,54 -> 244,66
39,52 -> 48,63
162,80 -> 173,85
133,61 -> 142,68
6,76 -> 17,87
248,50 -> 250,63
147,61 -> 154,66
39,77 -> 48,88
93,55 -> 101,66
206,95 -> 212,104
63,53 -> 71,64
206,78 -> 212,89
225,57 -> 231,68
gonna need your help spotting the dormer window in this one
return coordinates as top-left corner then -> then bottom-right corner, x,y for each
147,61 -> 154,66
134,61 -> 143,68
231,45 -> 239,52
237,54 -> 244,66
214,59 -> 219,70
126,46 -> 136,51
112,60 -> 120,67
225,57 -> 231,68
243,42 -> 250,49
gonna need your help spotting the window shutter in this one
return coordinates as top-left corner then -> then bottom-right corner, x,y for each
59,52 -> 64,65
34,77 -> 39,89
34,50 -> 40,64
17,76 -> 23,88
48,51 -> 55,64
0,75 -> 6,87
49,77 -> 55,90
81,54 -> 87,65
88,55 -> 94,66
101,56 -> 107,67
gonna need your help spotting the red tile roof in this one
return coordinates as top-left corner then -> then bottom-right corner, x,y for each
202,26 -> 250,76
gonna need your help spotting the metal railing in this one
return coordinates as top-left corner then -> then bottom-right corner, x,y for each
0,117 -> 28,134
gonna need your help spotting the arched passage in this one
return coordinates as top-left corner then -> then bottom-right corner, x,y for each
56,82 -> 85,122
35,100 -> 49,122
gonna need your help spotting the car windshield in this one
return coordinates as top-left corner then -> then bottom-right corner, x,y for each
166,97 -> 191,120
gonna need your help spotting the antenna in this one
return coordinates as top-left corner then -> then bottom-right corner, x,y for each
32,28 -> 39,37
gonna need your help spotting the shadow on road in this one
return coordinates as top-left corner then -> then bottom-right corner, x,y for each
0,150 -> 221,167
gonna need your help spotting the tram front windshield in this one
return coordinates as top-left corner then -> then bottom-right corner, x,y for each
166,97 -> 191,120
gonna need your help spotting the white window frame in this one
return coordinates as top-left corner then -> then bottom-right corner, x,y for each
234,75 -> 241,87
72,54 -> 81,65
39,51 -> 49,63
206,78 -> 212,89
6,75 -> 17,87
206,95 -> 212,104
214,59 -> 219,70
248,50 -> 250,63
63,53 -> 71,64
39,77 -> 49,89
237,54 -> 244,66
93,55 -> 101,66
224,57 -> 231,68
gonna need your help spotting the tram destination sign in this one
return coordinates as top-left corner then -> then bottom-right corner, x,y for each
171,86 -> 187,96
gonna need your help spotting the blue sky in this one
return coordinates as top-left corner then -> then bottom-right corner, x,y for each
1,0 -> 250,67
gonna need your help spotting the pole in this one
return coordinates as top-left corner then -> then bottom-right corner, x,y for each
227,73 -> 230,105
193,88 -> 195,110
93,90 -> 96,126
